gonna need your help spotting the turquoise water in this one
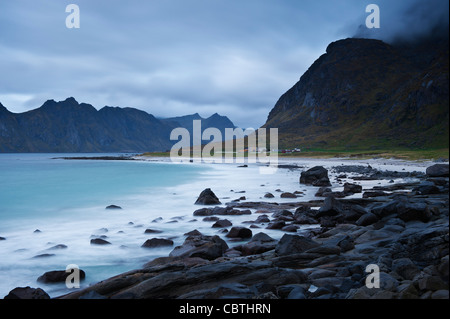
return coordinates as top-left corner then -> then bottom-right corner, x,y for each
0,153 -> 328,298
0,154 -> 204,223
0,154 -> 211,297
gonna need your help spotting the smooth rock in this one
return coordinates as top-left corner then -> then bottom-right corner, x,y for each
275,234 -> 320,256
426,164 -> 449,177
300,166 -> 331,187
4,287 -> 50,299
141,238 -> 174,248
194,188 -> 221,205
226,227 -> 252,239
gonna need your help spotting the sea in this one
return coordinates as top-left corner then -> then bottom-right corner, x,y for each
0,153 -> 309,298
0,153 -> 434,298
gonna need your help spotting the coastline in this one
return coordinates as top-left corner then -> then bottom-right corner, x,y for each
2,155 -> 448,300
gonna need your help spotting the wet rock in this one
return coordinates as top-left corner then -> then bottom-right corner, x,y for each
275,234 -> 320,256
38,269 -> 86,283
356,212 -> 379,226
315,187 -> 332,197
396,202 -> 431,222
4,287 -> 50,299
170,234 -> 228,260
106,205 -> 122,210
363,191 -> 389,198
226,227 -> 252,239
141,238 -> 174,248
316,197 -> 345,218
300,166 -> 331,187
281,192 -> 297,198
195,188 -> 222,205
212,219 -> 232,228
417,274 -> 449,291
392,258 -> 420,280
264,193 -> 275,198
281,224 -> 299,232
238,232 -> 277,255
343,183 -> 362,194
90,238 -> 112,245
32,253 -> 55,258
47,244 -> 68,250
144,229 -> 163,234
426,164 -> 449,177
266,220 -> 286,229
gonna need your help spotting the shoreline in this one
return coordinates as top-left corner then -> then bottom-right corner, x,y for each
3,157 -> 448,299
57,160 -> 449,299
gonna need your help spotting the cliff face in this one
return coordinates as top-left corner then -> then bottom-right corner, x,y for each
264,37 -> 449,150
0,98 -> 236,153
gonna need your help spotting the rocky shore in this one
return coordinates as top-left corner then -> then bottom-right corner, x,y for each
5,163 -> 449,300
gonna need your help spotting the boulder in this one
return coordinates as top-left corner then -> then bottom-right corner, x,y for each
141,238 -> 174,248
4,287 -> 50,299
264,193 -> 275,198
37,269 -> 86,283
316,196 -> 345,218
392,258 -> 420,280
144,229 -> 163,234
396,202 -> 431,222
239,232 -> 277,255
194,188 -> 221,205
300,166 -> 331,187
275,234 -> 320,256
356,212 -> 379,226
169,234 -> 228,260
281,192 -> 297,198
106,205 -> 122,210
343,183 -> 362,194
90,238 -> 112,245
426,164 -> 449,177
212,219 -> 232,228
226,227 -> 252,239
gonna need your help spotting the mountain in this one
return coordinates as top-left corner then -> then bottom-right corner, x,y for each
0,98 -> 236,153
161,113 -> 237,145
263,37 -> 449,151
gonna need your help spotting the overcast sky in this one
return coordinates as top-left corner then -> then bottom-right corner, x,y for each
0,0 -> 448,128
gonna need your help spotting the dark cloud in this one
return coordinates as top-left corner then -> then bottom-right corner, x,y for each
354,0 -> 449,43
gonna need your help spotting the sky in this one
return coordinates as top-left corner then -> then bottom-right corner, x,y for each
0,0 -> 448,128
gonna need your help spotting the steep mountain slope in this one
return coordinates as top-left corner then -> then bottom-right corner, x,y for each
0,98 -> 236,153
263,37 -> 449,150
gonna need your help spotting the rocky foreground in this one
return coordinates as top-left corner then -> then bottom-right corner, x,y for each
5,163 -> 449,300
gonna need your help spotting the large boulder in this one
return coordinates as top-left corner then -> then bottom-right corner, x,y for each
226,227 -> 253,239
343,183 -> 362,194
396,202 -> 431,222
4,287 -> 50,299
141,238 -> 174,248
37,269 -> 86,284
90,238 -> 112,245
238,232 -> 277,255
195,188 -> 221,205
275,234 -> 320,256
300,166 -> 331,187
169,233 -> 228,260
426,164 -> 449,177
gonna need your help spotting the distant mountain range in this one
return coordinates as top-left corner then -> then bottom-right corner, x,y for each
263,36 -> 449,151
2,36 -> 448,153
0,97 -> 236,153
